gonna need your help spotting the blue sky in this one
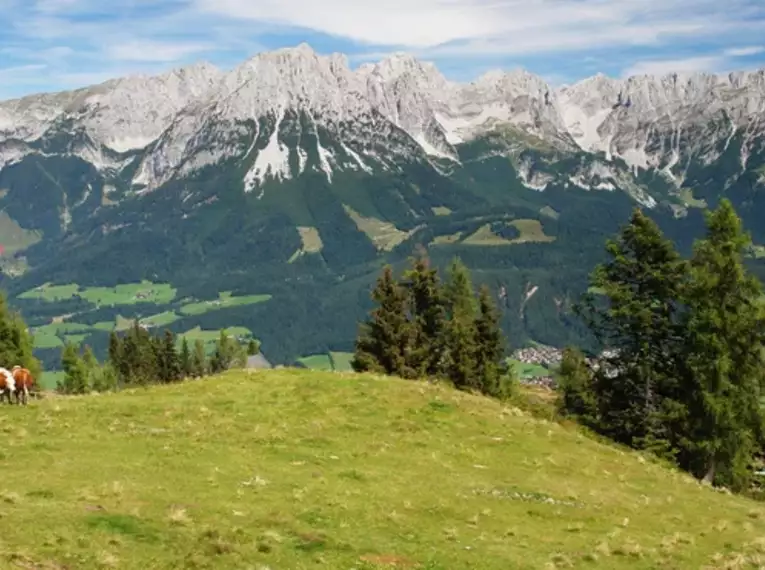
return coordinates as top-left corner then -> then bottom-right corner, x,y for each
1,0 -> 765,99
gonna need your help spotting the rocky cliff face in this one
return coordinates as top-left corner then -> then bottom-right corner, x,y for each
2,44 -> 761,202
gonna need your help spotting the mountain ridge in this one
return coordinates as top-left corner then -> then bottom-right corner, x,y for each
1,43 -> 763,194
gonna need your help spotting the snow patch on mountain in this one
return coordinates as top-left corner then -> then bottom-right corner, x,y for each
0,43 -> 763,209
244,109 -> 291,191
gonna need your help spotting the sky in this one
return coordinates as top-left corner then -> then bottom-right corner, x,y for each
1,0 -> 765,99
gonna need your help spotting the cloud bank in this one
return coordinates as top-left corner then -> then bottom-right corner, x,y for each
0,0 -> 763,98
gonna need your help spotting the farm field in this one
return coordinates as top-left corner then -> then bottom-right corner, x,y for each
1,369 -> 763,569
19,281 -> 177,305
297,352 -> 354,372
179,291 -> 272,316
507,358 -> 550,380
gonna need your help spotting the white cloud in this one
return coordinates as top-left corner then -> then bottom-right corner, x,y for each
621,56 -> 725,77
0,0 -> 764,98
106,40 -> 213,62
725,46 -> 765,57
193,0 -> 765,56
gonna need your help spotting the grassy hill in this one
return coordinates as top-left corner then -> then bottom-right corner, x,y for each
2,370 -> 764,569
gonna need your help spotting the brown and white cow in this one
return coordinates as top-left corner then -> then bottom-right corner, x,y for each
0,367 -> 16,404
11,366 -> 34,405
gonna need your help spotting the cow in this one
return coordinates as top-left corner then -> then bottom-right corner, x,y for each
0,367 -> 16,404
11,366 -> 33,405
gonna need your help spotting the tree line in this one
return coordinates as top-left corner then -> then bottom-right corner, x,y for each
352,252 -> 514,399
57,321 -> 261,394
557,199 -> 765,493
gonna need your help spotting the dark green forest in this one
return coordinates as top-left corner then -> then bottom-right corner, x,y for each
0,120 -> 763,369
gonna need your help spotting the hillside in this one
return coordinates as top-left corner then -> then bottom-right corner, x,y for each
2,369 -> 764,569
0,44 -> 764,368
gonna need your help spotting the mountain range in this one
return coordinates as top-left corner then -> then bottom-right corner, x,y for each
1,43 -> 764,367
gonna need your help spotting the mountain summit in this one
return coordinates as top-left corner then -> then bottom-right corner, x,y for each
1,44 -> 763,194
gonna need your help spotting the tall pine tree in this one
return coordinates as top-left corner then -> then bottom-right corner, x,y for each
556,347 -> 598,424
352,265 -> 415,379
59,342 -> 89,394
400,253 -> 447,377
442,258 -> 479,391
474,284 -> 509,398
677,199 -> 765,489
160,330 -> 182,382
179,337 -> 192,378
191,339 -> 207,378
576,208 -> 687,450
0,292 -> 42,378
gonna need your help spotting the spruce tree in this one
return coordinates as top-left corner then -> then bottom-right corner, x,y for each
474,284 -> 508,397
556,347 -> 598,425
59,343 -> 89,394
179,337 -> 192,378
352,265 -> 415,379
442,258 -> 479,391
191,339 -> 207,377
247,339 -> 261,356
108,331 -> 121,367
161,330 -> 182,383
400,254 -> 447,377
0,292 -> 42,377
210,330 -> 236,374
576,208 -> 687,449
677,199 -> 765,489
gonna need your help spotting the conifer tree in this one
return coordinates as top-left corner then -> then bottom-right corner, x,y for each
442,258 -> 479,390
0,292 -> 42,377
179,337 -> 192,378
59,342 -> 89,394
576,208 -> 687,449
209,330 -> 236,374
247,338 -> 261,356
677,199 -> 765,489
474,284 -> 508,397
191,339 -> 207,377
352,265 -> 415,379
400,253 -> 447,377
556,347 -> 598,424
108,331 -> 121,366
160,330 -> 182,382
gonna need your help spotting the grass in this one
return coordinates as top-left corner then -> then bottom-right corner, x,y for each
329,352 -> 354,372
463,219 -> 555,246
462,224 -> 513,246
297,352 -> 355,372
180,292 -> 272,317
290,227 -> 325,263
297,353 -> 334,371
507,358 -> 550,379
343,204 -> 417,251
31,322 -> 93,350
509,219 -> 556,244
19,281 -> 176,306
0,209 -> 42,255
297,226 -> 323,253
3,369 -> 764,570
39,370 -> 65,391
678,188 -> 707,209
19,283 -> 80,302
432,231 -> 464,246
140,311 -> 181,328
178,326 -> 253,353
539,205 -> 560,220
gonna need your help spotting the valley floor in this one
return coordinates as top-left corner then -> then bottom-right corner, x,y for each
1,370 -> 763,569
